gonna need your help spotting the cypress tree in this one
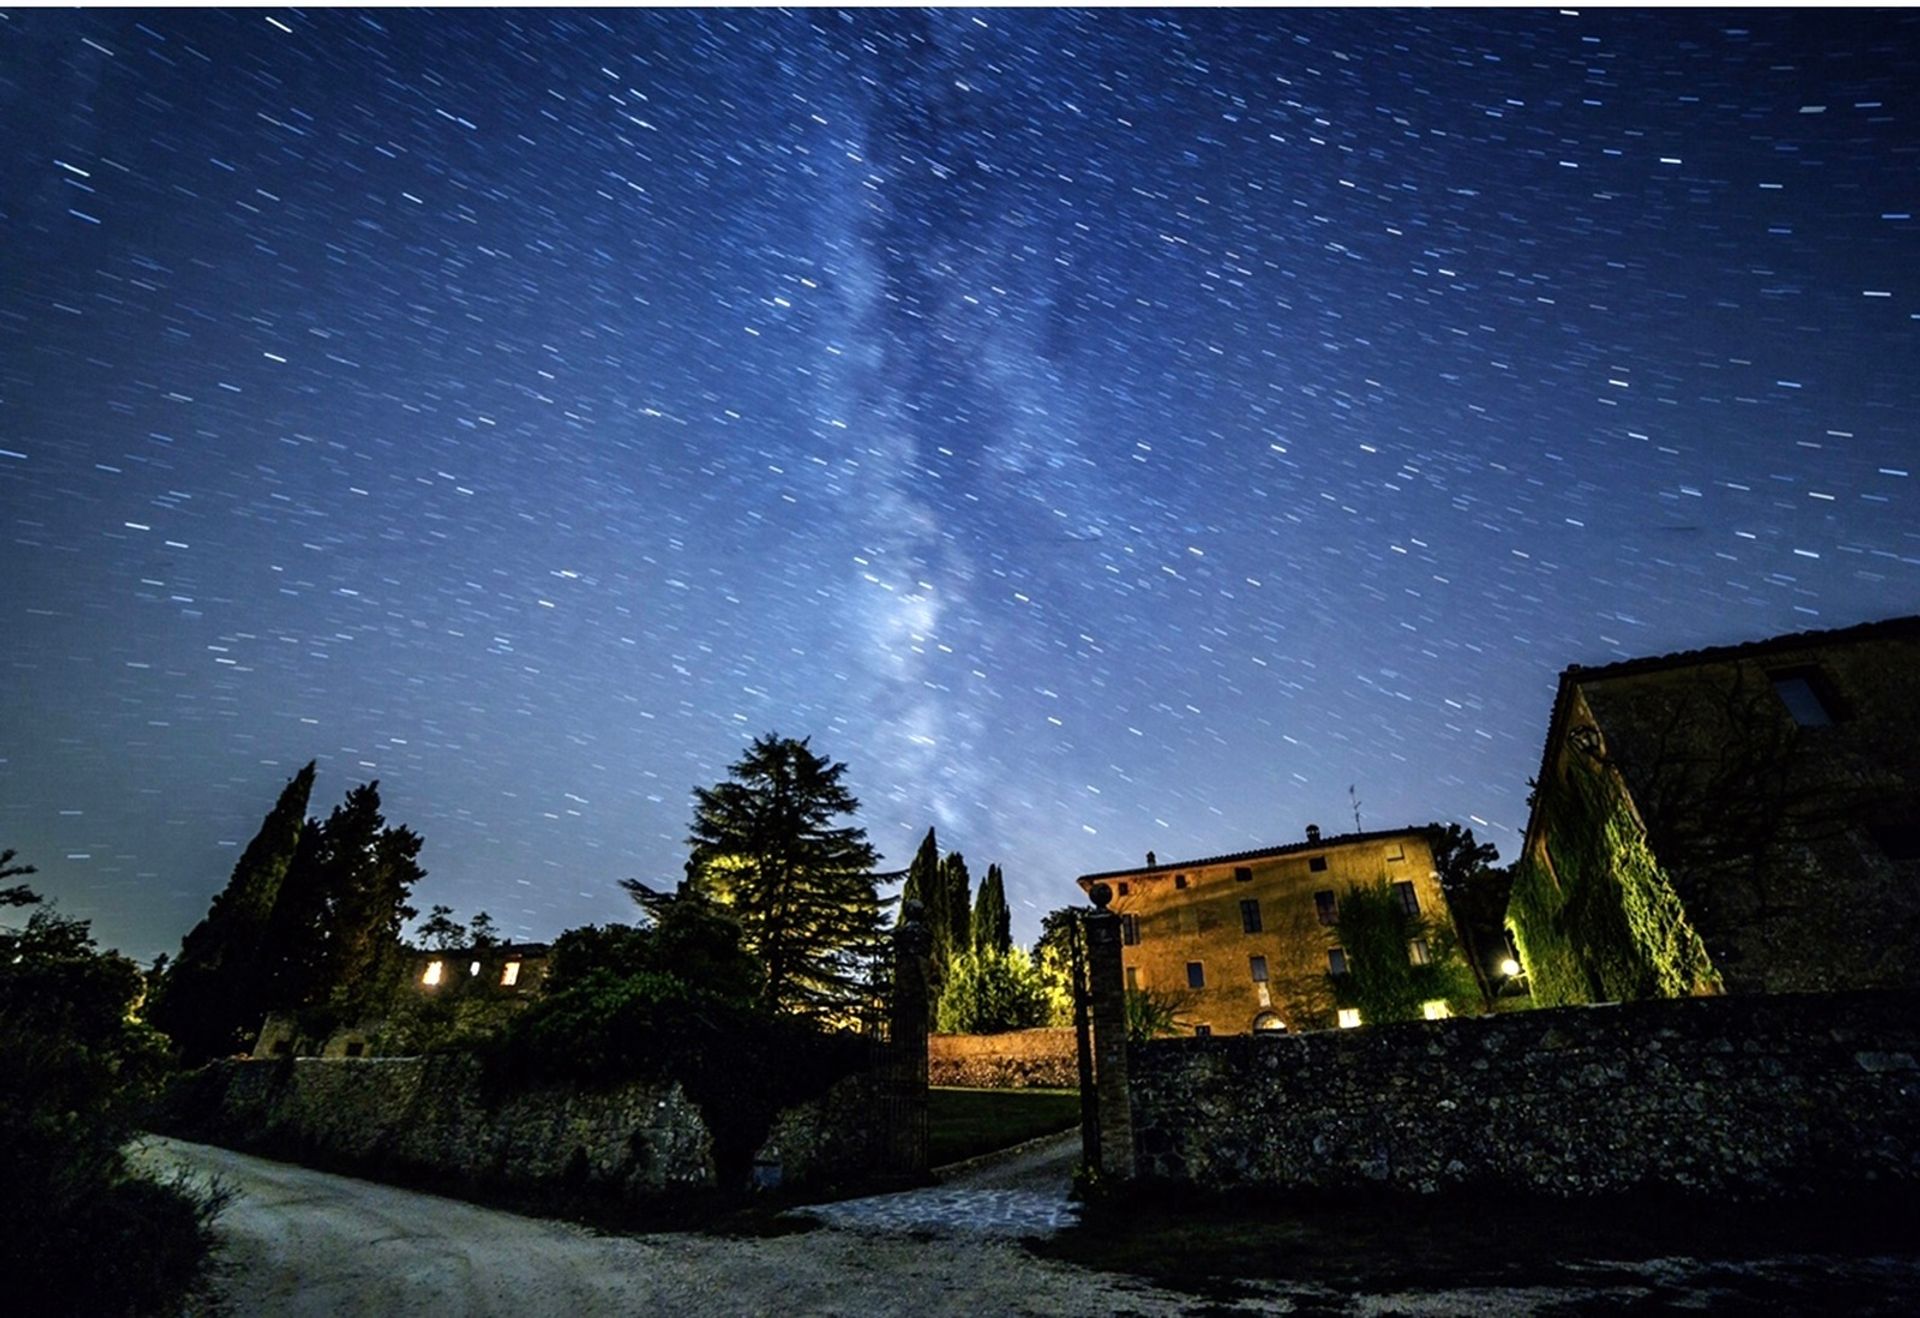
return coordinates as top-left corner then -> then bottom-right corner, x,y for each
973,863 -> 1013,956
940,851 -> 973,960
151,762 -> 316,1061
900,827 -> 946,957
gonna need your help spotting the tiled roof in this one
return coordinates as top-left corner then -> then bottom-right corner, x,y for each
1075,825 -> 1430,886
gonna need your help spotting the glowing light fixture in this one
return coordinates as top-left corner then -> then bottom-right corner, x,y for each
501,961 -> 521,987
469,960 -> 482,977
1337,1008 -> 1362,1029
1499,957 -> 1522,977
422,960 -> 443,986
1422,1000 -> 1452,1020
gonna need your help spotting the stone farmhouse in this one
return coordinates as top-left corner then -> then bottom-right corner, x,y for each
1076,825 -> 1465,1035
253,941 -> 550,1058
1509,615 -> 1920,1007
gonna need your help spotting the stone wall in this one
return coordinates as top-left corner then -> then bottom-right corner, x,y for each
169,1051 -> 901,1202
930,1028 -> 1078,1088
1128,988 -> 1920,1199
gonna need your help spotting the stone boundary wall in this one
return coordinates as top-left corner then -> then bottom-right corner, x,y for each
166,1054 -> 895,1202
1128,989 -> 1920,1199
930,1028 -> 1077,1088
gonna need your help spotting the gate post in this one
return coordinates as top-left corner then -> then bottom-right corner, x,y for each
1084,883 -> 1135,1180
887,898 -> 932,1180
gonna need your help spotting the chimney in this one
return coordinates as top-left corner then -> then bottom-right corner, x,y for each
1146,850 -> 1156,868
1305,823 -> 1321,844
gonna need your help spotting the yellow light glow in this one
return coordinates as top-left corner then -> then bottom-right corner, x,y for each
422,960 -> 443,986
1337,1008 -> 1362,1029
1422,1000 -> 1451,1020
1500,957 -> 1522,977
501,961 -> 520,987
469,960 -> 481,977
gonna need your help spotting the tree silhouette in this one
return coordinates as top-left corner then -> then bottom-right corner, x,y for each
684,734 -> 881,1018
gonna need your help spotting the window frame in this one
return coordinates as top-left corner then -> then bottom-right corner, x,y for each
1239,897 -> 1263,933
1186,961 -> 1206,990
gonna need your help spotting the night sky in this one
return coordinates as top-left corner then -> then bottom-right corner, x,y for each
4,8 -> 1917,963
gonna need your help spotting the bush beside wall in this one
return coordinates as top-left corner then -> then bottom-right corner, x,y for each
929,1027 -> 1077,1088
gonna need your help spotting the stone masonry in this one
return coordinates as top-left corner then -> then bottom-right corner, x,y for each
1127,988 -> 1920,1199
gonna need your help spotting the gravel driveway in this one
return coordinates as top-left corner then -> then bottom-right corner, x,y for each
135,1136 -> 1193,1317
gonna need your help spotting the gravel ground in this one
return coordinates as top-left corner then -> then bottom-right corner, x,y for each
136,1135 -> 1920,1316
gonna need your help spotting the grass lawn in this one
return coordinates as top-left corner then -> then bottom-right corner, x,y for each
927,1086 -> 1080,1167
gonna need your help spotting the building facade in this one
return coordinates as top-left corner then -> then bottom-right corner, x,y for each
1076,826 -> 1458,1035
1509,616 -> 1920,1006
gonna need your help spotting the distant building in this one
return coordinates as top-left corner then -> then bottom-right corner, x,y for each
1075,825 -> 1463,1035
1509,616 -> 1920,1006
252,941 -> 550,1058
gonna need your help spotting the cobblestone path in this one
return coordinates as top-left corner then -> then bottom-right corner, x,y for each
801,1130 -> 1082,1239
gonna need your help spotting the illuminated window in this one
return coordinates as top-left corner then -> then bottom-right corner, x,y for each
1328,948 -> 1349,976
1249,955 -> 1269,983
1422,1000 -> 1452,1021
1186,961 -> 1206,989
1337,1008 -> 1362,1029
1408,938 -> 1431,965
469,960 -> 482,977
501,961 -> 521,987
1239,899 -> 1263,933
1308,855 -> 1328,873
422,960 -> 444,986
1125,965 -> 1138,991
1394,881 -> 1420,915
1252,1012 -> 1286,1032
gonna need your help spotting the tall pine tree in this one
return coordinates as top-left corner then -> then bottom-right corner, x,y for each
973,863 -> 1012,956
150,762 -> 316,1061
685,734 -> 881,1019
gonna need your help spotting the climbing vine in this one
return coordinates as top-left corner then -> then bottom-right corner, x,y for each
1509,743 -> 1721,1007
1328,881 -> 1479,1024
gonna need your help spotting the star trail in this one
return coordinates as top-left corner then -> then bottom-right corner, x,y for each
3,8 -> 1917,962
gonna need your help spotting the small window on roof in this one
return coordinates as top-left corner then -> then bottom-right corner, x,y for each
1770,668 -> 1836,726
1174,873 -> 1188,889
1234,866 -> 1253,882
1308,855 -> 1328,873
1117,881 -> 1130,896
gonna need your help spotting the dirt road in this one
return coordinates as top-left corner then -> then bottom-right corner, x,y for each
136,1136 -> 1190,1317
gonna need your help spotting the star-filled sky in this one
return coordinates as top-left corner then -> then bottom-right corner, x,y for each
4,8 -> 1917,963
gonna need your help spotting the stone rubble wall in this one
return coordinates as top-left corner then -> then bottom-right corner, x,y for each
1128,988 -> 1920,1199
929,1028 -> 1078,1089
171,1052 -> 899,1201
171,1054 -> 718,1200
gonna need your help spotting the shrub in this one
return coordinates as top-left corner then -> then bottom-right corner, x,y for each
1,891 -> 224,1316
1329,881 -> 1480,1025
935,948 -> 1052,1034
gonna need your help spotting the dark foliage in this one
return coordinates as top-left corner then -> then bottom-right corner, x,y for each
148,762 -> 315,1063
1329,881 -> 1479,1024
972,862 -> 1013,956
0,881 -> 223,1316
683,734 -> 882,1019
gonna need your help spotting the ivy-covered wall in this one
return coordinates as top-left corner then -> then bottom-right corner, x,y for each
1509,690 -> 1720,1007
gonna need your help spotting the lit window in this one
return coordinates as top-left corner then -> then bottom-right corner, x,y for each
501,961 -> 521,987
1125,965 -> 1139,991
1249,955 -> 1269,983
1337,1008 -> 1362,1029
1253,1012 -> 1287,1032
1422,1000 -> 1452,1021
1240,898 -> 1263,933
1328,948 -> 1349,976
469,960 -> 482,978
1394,881 -> 1420,915
422,960 -> 443,986
1408,938 -> 1431,965
1186,961 -> 1206,989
